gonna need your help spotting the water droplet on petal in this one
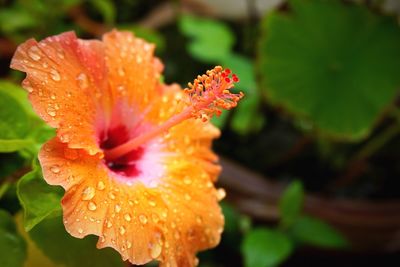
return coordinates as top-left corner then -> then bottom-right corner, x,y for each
25,85 -> 33,93
57,50 -> 65,59
76,73 -> 89,89
108,191 -> 116,200
50,69 -> 61,81
50,93 -> 56,100
150,242 -> 162,259
184,193 -> 191,201
82,186 -> 95,200
50,165 -> 60,173
216,188 -> 226,200
183,176 -> 192,185
196,216 -> 203,225
152,213 -> 159,223
161,211 -> 167,219
117,67 -> 125,76
124,213 -> 131,222
115,204 -> 121,213
139,214 -> 148,225
28,46 -> 41,61
148,200 -> 156,207
119,226 -> 126,235
88,201 -> 97,211
47,107 -> 56,117
78,228 -> 84,234
60,134 -> 70,142
106,221 -> 113,228
97,181 -> 105,190
127,241 -> 132,249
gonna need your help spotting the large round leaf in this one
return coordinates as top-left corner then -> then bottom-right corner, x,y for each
259,0 -> 400,140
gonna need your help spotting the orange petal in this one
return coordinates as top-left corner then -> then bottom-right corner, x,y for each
10,32 -> 107,155
39,136 -> 223,266
103,30 -> 162,113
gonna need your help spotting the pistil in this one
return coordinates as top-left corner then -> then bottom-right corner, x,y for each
104,66 -> 243,161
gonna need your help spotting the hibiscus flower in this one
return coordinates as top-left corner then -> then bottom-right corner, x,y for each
11,30 -> 242,267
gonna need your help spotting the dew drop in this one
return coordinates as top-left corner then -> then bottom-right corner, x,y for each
139,214 -> 148,225
124,213 -> 131,222
196,216 -> 203,225
28,46 -> 41,61
108,191 -> 116,200
115,204 -> 121,213
150,243 -> 162,259
60,134 -> 70,142
117,67 -> 125,76
97,181 -> 105,190
57,50 -> 65,59
151,213 -> 159,223
184,193 -> 191,201
127,241 -> 132,249
76,73 -> 89,89
106,221 -> 113,228
183,176 -> 192,185
216,188 -> 226,201
148,200 -> 156,207
78,228 -> 83,234
47,107 -> 56,117
81,186 -> 95,200
119,226 -> 126,235
161,211 -> 167,219
25,84 -> 34,93
50,165 -> 60,173
50,69 -> 61,81
88,201 -> 97,211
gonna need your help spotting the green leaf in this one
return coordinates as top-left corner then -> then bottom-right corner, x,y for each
17,167 -> 63,231
88,0 -> 116,25
0,139 -> 34,153
279,180 -> 304,228
29,215 -> 124,267
0,8 -> 38,34
0,81 -> 31,141
231,94 -> 265,135
211,109 -> 230,129
221,202 -> 241,234
259,0 -> 400,140
242,228 -> 293,267
0,210 -> 27,267
179,15 -> 235,62
290,216 -> 349,249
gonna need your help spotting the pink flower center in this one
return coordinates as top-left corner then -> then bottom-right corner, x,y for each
100,125 -> 144,177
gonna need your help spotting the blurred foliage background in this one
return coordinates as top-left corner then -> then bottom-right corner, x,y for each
1,0 -> 400,266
